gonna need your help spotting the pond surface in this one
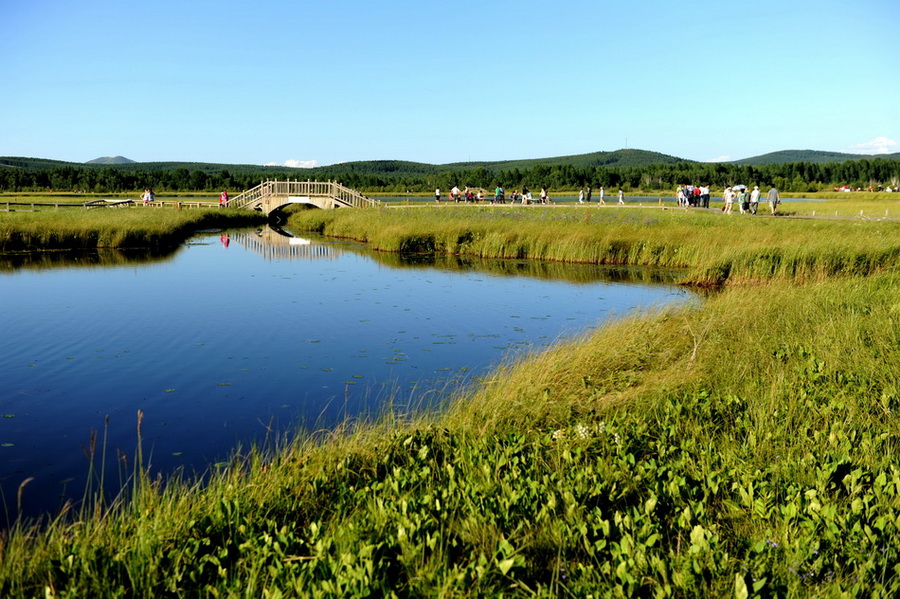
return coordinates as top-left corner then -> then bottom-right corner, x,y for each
0,227 -> 693,522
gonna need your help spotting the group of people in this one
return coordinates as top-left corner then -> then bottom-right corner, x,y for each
722,185 -> 781,215
676,185 -> 711,208
577,186 -> 625,205
140,188 -> 155,204
435,186 -> 556,204
676,184 -> 782,215
435,183 -> 783,214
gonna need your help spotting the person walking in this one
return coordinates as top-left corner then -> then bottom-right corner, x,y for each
219,190 -> 229,207
749,186 -> 760,214
737,188 -> 748,214
617,189 -> 625,205
767,186 -> 781,214
723,187 -> 735,214
598,186 -> 605,205
700,184 -> 710,208
578,188 -> 585,204
434,188 -> 441,203
586,186 -> 592,203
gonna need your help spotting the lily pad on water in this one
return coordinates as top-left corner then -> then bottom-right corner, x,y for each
2,443 -> 13,448
3,414 -> 14,418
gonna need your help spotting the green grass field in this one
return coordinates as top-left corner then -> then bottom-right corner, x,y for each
0,202 -> 899,597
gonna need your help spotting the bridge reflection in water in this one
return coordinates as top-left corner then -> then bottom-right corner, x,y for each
227,226 -> 341,261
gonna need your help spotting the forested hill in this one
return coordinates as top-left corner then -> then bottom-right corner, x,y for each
733,149 -> 900,165
0,149 -> 689,177
1,150 -> 898,194
4,148 -> 897,174
440,149 -> 690,170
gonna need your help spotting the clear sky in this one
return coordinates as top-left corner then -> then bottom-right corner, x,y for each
2,0 -> 898,167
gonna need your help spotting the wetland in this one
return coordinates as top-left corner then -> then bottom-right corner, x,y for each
0,225 -> 690,521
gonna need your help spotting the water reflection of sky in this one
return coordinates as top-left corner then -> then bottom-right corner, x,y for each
0,230 -> 693,522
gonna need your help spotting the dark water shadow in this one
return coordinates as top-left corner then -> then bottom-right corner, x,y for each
370,252 -> 687,285
249,225 -> 689,286
0,247 -> 181,271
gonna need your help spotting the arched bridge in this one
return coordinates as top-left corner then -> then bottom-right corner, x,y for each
230,180 -> 380,214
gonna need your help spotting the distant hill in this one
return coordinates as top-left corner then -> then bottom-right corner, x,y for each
86,156 -> 136,165
732,149 -> 900,165
2,148 -> 898,175
441,149 -> 692,171
298,149 -> 692,179
0,150 -> 694,179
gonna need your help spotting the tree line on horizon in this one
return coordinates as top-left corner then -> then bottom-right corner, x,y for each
1,158 -> 898,194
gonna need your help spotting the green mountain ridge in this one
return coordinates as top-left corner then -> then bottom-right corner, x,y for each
732,149 -> 900,165
1,148 -> 897,176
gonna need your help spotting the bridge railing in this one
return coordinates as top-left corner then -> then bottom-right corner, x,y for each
229,180 -> 379,211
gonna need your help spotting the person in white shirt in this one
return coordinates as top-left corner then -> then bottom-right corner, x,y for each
749,186 -> 761,214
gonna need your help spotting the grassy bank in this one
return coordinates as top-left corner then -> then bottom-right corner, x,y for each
1,206 -> 898,596
288,205 -> 900,285
0,273 -> 897,597
0,208 -> 266,251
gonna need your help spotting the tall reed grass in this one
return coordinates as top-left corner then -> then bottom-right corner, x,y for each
289,206 -> 900,285
0,209 -> 266,251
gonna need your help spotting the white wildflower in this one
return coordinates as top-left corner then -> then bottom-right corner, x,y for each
573,424 -> 591,439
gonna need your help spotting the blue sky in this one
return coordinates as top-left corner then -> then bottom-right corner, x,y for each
2,0 -> 898,166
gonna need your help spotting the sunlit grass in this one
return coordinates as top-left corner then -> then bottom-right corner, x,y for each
0,208 -> 265,250
289,205 -> 900,285
1,205 -> 899,596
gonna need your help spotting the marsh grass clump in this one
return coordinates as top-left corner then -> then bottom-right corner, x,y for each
288,206 -> 900,286
0,208 -> 266,251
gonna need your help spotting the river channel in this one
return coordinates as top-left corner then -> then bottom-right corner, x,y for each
0,226 -> 694,522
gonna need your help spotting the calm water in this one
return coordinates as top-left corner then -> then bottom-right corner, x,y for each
0,227 -> 692,521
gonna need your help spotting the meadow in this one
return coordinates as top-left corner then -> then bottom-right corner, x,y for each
0,202 -> 898,597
